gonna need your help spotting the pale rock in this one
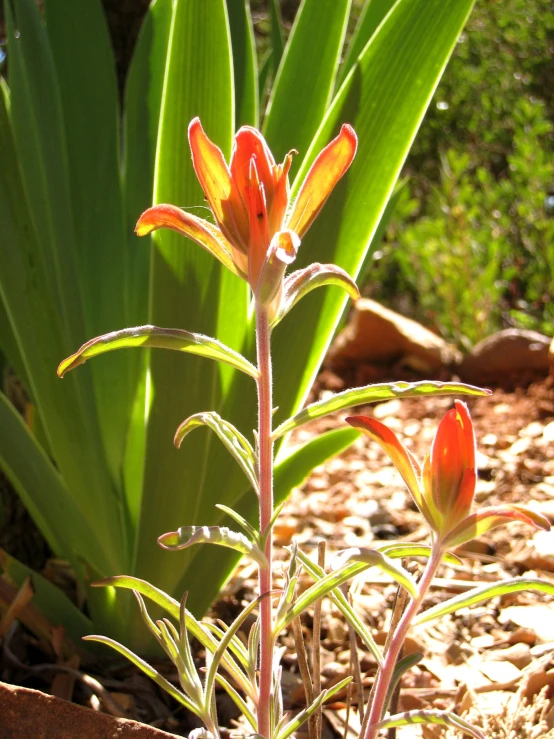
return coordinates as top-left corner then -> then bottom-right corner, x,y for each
329,299 -> 461,370
459,328 -> 551,384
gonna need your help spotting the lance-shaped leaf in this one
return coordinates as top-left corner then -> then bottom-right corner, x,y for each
215,674 -> 257,731
174,412 -> 258,494
57,325 -> 258,380
414,577 -> 554,626
383,652 -> 423,717
372,709 -> 485,739
273,381 -> 489,439
275,677 -> 352,739
374,543 -> 462,566
215,504 -> 260,545
204,592 -> 274,713
271,263 -> 360,327
332,548 -> 419,596
442,505 -> 550,549
158,526 -> 268,568
92,574 -> 252,697
82,635 -> 199,716
275,548 -> 417,632
295,548 -> 383,665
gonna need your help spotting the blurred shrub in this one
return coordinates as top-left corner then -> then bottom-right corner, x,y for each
369,0 -> 554,346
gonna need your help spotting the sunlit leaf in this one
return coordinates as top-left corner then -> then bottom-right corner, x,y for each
158,525 -> 268,568
273,381 -> 489,439
82,635 -> 199,715
174,412 -> 258,494
57,325 -> 258,380
414,578 -> 554,626
372,709 -> 485,739
273,263 -> 360,327
295,548 -> 383,665
275,549 -> 417,631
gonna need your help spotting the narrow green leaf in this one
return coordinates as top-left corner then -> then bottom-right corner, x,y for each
92,572 -> 255,697
273,263 -> 360,327
415,578 -> 554,626
268,0 -> 285,75
2,3 -> 124,577
383,652 -> 423,717
204,593 -> 269,713
332,548 -> 419,596
295,549 -> 383,665
374,543 -> 463,567
158,525 -> 268,568
263,0 -> 351,175
174,412 -> 258,494
226,0 -> 258,127
373,709 -> 485,739
275,677 -> 353,739
215,674 -> 257,731
337,0 -> 398,88
273,381 -> 488,439
57,326 -> 258,380
276,552 -> 416,632
215,504 -> 260,544
129,0 -> 240,642
82,635 -> 199,715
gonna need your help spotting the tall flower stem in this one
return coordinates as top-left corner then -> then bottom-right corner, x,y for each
364,546 -> 444,739
256,305 -> 275,739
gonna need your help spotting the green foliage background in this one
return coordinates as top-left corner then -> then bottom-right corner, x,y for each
366,0 -> 554,347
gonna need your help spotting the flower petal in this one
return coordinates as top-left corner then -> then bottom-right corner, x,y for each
430,400 -> 476,521
230,126 -> 276,203
442,505 -> 551,549
135,204 -> 244,279
346,416 -> 432,522
188,118 -> 248,250
287,124 -> 357,237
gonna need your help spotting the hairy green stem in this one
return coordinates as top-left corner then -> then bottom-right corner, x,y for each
256,305 -> 275,739
364,547 -> 443,739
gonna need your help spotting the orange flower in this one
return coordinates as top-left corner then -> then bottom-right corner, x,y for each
136,118 -> 357,310
347,401 -> 549,548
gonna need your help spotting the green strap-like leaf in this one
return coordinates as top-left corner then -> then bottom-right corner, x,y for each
373,709 -> 485,739
337,0 -> 398,88
263,0 -> 351,176
414,578 -> 554,626
174,412 -> 258,494
158,525 -> 268,568
57,325 -> 258,380
268,0 -> 285,77
273,381 -> 488,439
226,0 -> 258,128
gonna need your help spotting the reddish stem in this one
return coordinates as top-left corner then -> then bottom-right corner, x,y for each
256,306 -> 274,739
364,547 -> 443,739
